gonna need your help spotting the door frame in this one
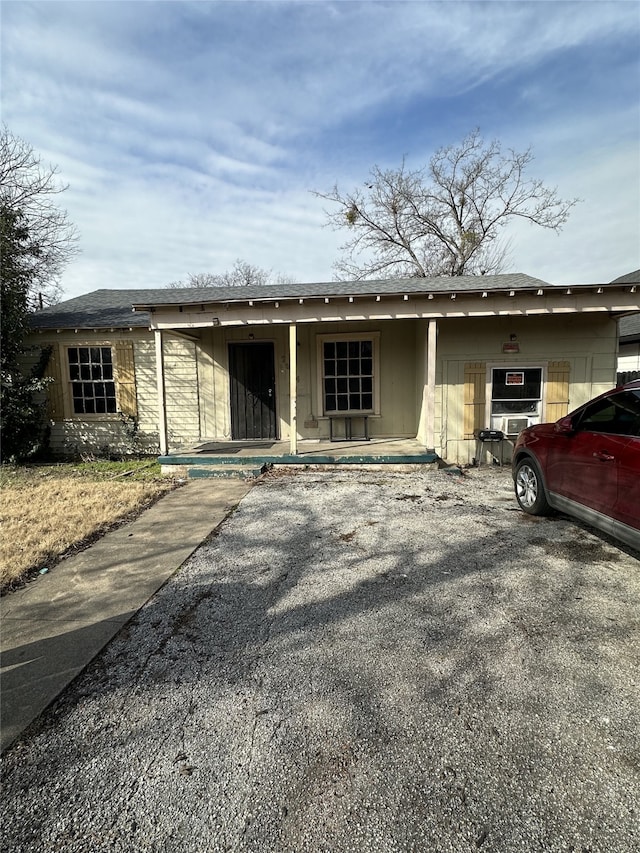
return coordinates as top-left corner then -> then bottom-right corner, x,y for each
228,340 -> 278,440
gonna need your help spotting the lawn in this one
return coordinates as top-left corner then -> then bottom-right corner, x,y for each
0,459 -> 180,593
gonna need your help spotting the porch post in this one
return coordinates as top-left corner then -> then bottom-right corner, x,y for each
425,319 -> 437,451
289,322 -> 298,456
154,329 -> 168,456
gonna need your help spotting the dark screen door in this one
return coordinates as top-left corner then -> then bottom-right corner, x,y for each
229,343 -> 277,440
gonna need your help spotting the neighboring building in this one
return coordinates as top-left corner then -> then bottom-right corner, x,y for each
619,313 -> 640,375
26,273 -> 640,464
612,270 -> 640,377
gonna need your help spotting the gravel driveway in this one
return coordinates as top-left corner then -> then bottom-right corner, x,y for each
2,467 -> 639,853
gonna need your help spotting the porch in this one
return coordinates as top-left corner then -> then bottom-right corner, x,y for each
159,438 -> 439,478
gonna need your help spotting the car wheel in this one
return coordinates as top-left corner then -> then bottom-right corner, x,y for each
514,458 -> 551,515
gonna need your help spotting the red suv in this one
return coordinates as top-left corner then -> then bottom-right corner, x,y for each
512,380 -> 640,551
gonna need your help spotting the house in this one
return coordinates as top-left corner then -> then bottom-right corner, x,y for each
26,273 -> 640,466
619,313 -> 640,377
613,270 -> 640,380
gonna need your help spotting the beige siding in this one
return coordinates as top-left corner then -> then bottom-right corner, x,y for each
198,327 -> 289,440
546,361 -> 571,422
163,336 -> 200,449
302,320 -> 418,439
437,314 -> 618,464
23,330 -> 160,457
618,342 -> 640,371
24,307 -> 620,462
133,339 -> 160,438
463,362 -> 487,439
114,340 -> 137,418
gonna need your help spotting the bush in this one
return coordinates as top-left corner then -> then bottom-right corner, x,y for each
0,347 -> 52,463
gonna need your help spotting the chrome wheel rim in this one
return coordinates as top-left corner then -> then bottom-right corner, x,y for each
516,464 -> 538,508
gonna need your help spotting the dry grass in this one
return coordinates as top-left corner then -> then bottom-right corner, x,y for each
0,461 -> 179,593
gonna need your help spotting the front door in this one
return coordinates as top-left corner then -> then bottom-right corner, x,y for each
229,342 -> 277,440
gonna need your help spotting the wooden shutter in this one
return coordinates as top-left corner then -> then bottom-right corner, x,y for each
546,361 -> 570,421
463,362 -> 486,438
43,343 -> 65,420
115,340 -> 138,418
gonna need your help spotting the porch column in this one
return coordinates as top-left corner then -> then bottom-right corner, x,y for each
289,323 -> 298,456
425,319 -> 437,451
154,329 -> 168,456
417,320 -> 437,449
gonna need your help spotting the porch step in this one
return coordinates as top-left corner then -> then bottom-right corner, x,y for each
159,450 -> 439,479
186,465 -> 265,480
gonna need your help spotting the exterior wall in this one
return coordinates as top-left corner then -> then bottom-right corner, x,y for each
24,329 -> 161,457
300,320 -> 418,440
196,321 -> 419,442
197,326 -> 290,440
26,309 -> 619,461
163,335 -> 201,450
618,342 -> 640,372
436,314 -> 618,464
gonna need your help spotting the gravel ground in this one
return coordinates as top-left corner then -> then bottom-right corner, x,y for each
2,466 -> 639,853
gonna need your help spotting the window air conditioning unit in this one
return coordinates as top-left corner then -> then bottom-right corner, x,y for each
502,417 -> 530,436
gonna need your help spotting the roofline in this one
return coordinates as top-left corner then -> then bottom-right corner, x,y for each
130,281 -> 638,312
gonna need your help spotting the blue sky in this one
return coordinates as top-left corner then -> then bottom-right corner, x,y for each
2,0 -> 639,299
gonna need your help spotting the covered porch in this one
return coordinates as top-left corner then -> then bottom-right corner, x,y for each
159,437 -> 439,478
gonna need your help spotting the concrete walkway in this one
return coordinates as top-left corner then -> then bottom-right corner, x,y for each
0,478 -> 252,753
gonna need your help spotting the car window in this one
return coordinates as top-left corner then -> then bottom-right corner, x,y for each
575,389 -> 640,436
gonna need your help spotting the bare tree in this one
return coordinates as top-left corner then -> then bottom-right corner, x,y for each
0,125 -> 79,306
314,129 -> 578,279
166,259 -> 295,288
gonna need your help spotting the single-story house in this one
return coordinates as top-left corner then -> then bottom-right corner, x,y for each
26,272 -> 640,465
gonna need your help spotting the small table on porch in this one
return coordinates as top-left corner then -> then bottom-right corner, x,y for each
329,415 -> 370,442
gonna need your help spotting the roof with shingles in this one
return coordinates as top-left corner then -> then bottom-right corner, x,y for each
611,269 -> 640,285
27,272 -> 635,331
29,289 -> 153,330
128,273 -> 553,307
30,274 -> 553,329
619,313 -> 640,340
610,272 -> 639,341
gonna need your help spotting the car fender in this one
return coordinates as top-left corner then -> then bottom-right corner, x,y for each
512,449 -> 559,510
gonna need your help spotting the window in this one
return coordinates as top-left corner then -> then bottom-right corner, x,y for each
491,367 -> 542,416
321,337 -> 376,414
575,389 -> 640,436
68,347 -> 117,414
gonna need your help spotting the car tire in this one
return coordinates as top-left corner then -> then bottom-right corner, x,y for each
514,458 -> 551,516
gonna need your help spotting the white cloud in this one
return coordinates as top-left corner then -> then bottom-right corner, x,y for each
2,1 -> 638,297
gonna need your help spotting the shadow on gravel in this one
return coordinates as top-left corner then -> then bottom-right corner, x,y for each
3,471 -> 639,852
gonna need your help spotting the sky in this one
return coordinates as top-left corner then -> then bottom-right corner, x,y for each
2,0 -> 639,301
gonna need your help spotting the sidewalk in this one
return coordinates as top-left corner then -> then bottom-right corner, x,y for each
0,478 -> 252,753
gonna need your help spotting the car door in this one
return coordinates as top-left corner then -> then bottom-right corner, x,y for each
553,392 -> 633,518
554,430 -> 622,516
611,389 -> 640,531
615,434 -> 640,531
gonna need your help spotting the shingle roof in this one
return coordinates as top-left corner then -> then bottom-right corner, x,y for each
129,273 -> 553,308
610,270 -> 640,285
619,313 -> 640,340
29,290 -> 152,330
28,272 -> 635,331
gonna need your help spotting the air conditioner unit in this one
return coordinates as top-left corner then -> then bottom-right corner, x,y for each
502,417 -> 530,436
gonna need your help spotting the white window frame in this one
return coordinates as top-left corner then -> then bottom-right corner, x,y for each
316,332 -> 381,417
486,363 -> 547,426
65,344 -> 118,418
